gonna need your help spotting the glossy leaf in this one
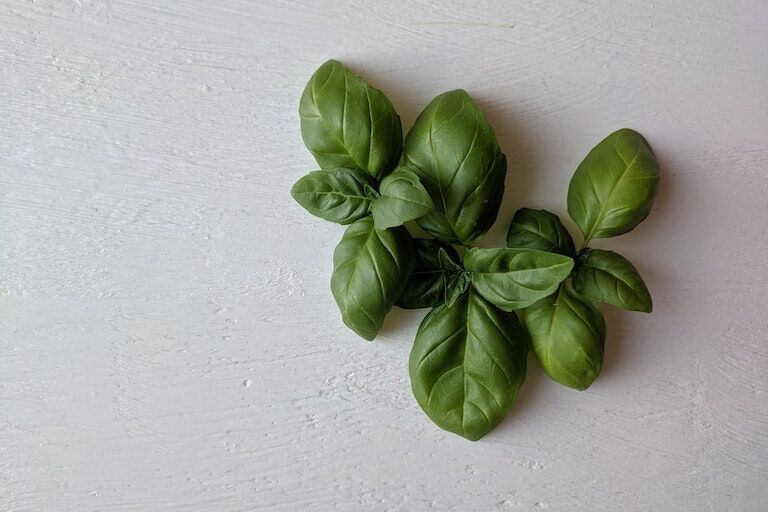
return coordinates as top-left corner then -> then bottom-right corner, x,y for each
573,248 -> 652,312
463,247 -> 574,311
396,239 -> 462,310
523,284 -> 605,390
371,167 -> 435,229
331,216 -> 413,340
402,90 -> 506,245
506,208 -> 575,256
409,288 -> 528,440
300,60 -> 402,181
567,128 -> 660,242
291,167 -> 377,224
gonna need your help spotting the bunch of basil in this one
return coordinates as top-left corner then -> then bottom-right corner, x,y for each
291,60 -> 659,440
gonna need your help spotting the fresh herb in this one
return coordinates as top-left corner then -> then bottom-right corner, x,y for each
292,61 -> 660,440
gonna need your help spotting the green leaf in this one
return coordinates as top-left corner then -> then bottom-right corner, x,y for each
463,247 -> 574,311
506,208 -> 575,256
371,167 -> 435,229
291,167 -> 377,224
567,128 -> 660,243
331,217 -> 413,340
572,248 -> 652,312
300,60 -> 402,181
396,239 -> 462,310
523,284 -> 605,390
409,287 -> 528,440
402,90 -> 506,245
444,271 -> 471,308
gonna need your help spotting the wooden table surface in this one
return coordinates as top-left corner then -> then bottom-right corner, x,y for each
3,1 -> 767,510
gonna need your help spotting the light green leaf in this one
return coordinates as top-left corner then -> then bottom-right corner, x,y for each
291,167 -> 377,224
463,247 -> 574,311
331,217 -> 413,340
409,287 -> 528,440
402,90 -> 506,245
506,208 -> 575,256
567,129 -> 660,243
573,248 -> 652,312
371,167 -> 435,229
300,60 -> 402,181
523,284 -> 605,390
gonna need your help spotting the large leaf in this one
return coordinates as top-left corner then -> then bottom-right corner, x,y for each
291,167 -> 377,224
463,247 -> 574,311
523,284 -> 605,390
506,208 -> 575,256
300,60 -> 402,181
409,287 -> 528,440
402,90 -> 506,245
567,129 -> 660,242
395,239 -> 462,310
371,167 -> 434,229
331,217 -> 413,340
573,248 -> 652,312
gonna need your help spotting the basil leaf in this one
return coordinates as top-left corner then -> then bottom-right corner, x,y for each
402,90 -> 506,245
463,247 -> 574,311
506,208 -> 575,256
300,60 -> 402,181
331,216 -> 413,340
371,167 -> 435,229
573,248 -> 652,312
396,239 -> 461,310
291,167 -> 377,225
567,129 -> 660,242
444,271 -> 471,308
523,284 -> 605,390
409,287 -> 528,440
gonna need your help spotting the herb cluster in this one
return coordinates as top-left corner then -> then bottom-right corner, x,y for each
291,60 -> 660,440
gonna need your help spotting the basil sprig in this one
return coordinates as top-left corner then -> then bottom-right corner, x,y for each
509,129 -> 658,391
292,61 -> 661,440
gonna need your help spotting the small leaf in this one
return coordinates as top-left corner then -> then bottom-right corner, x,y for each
402,90 -> 506,245
371,167 -> 435,229
445,272 -> 471,308
573,248 -> 652,312
409,287 -> 528,440
291,167 -> 377,225
331,217 -> 413,340
567,129 -> 660,242
300,60 -> 402,180
523,284 -> 605,390
363,184 -> 380,199
463,247 -> 574,311
396,239 -> 462,310
506,208 -> 575,256
438,247 -> 465,273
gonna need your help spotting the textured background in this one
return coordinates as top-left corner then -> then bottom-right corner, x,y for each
3,1 -> 767,511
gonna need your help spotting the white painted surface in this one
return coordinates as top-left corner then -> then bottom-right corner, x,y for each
2,1 -> 767,510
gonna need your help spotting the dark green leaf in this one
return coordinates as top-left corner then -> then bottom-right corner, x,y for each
402,90 -> 506,245
506,208 -> 575,256
291,167 -> 377,224
396,239 -> 461,310
371,167 -> 435,229
409,288 -> 528,440
573,248 -> 652,312
567,129 -> 660,242
463,247 -> 574,311
331,216 -> 413,340
523,284 -> 605,390
300,60 -> 402,181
